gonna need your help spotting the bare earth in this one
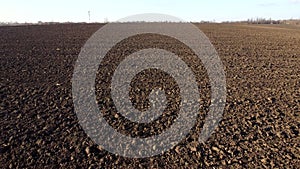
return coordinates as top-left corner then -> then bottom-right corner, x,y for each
0,23 -> 299,168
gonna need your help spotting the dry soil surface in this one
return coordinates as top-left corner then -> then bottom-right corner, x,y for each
0,23 -> 299,168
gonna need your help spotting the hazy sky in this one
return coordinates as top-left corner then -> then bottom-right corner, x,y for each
1,0 -> 300,23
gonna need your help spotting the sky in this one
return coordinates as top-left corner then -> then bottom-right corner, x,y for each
0,0 -> 300,23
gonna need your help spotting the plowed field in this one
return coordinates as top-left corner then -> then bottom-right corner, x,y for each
1,23 -> 299,168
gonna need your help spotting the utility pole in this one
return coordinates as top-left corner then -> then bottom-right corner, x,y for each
104,17 -> 108,23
